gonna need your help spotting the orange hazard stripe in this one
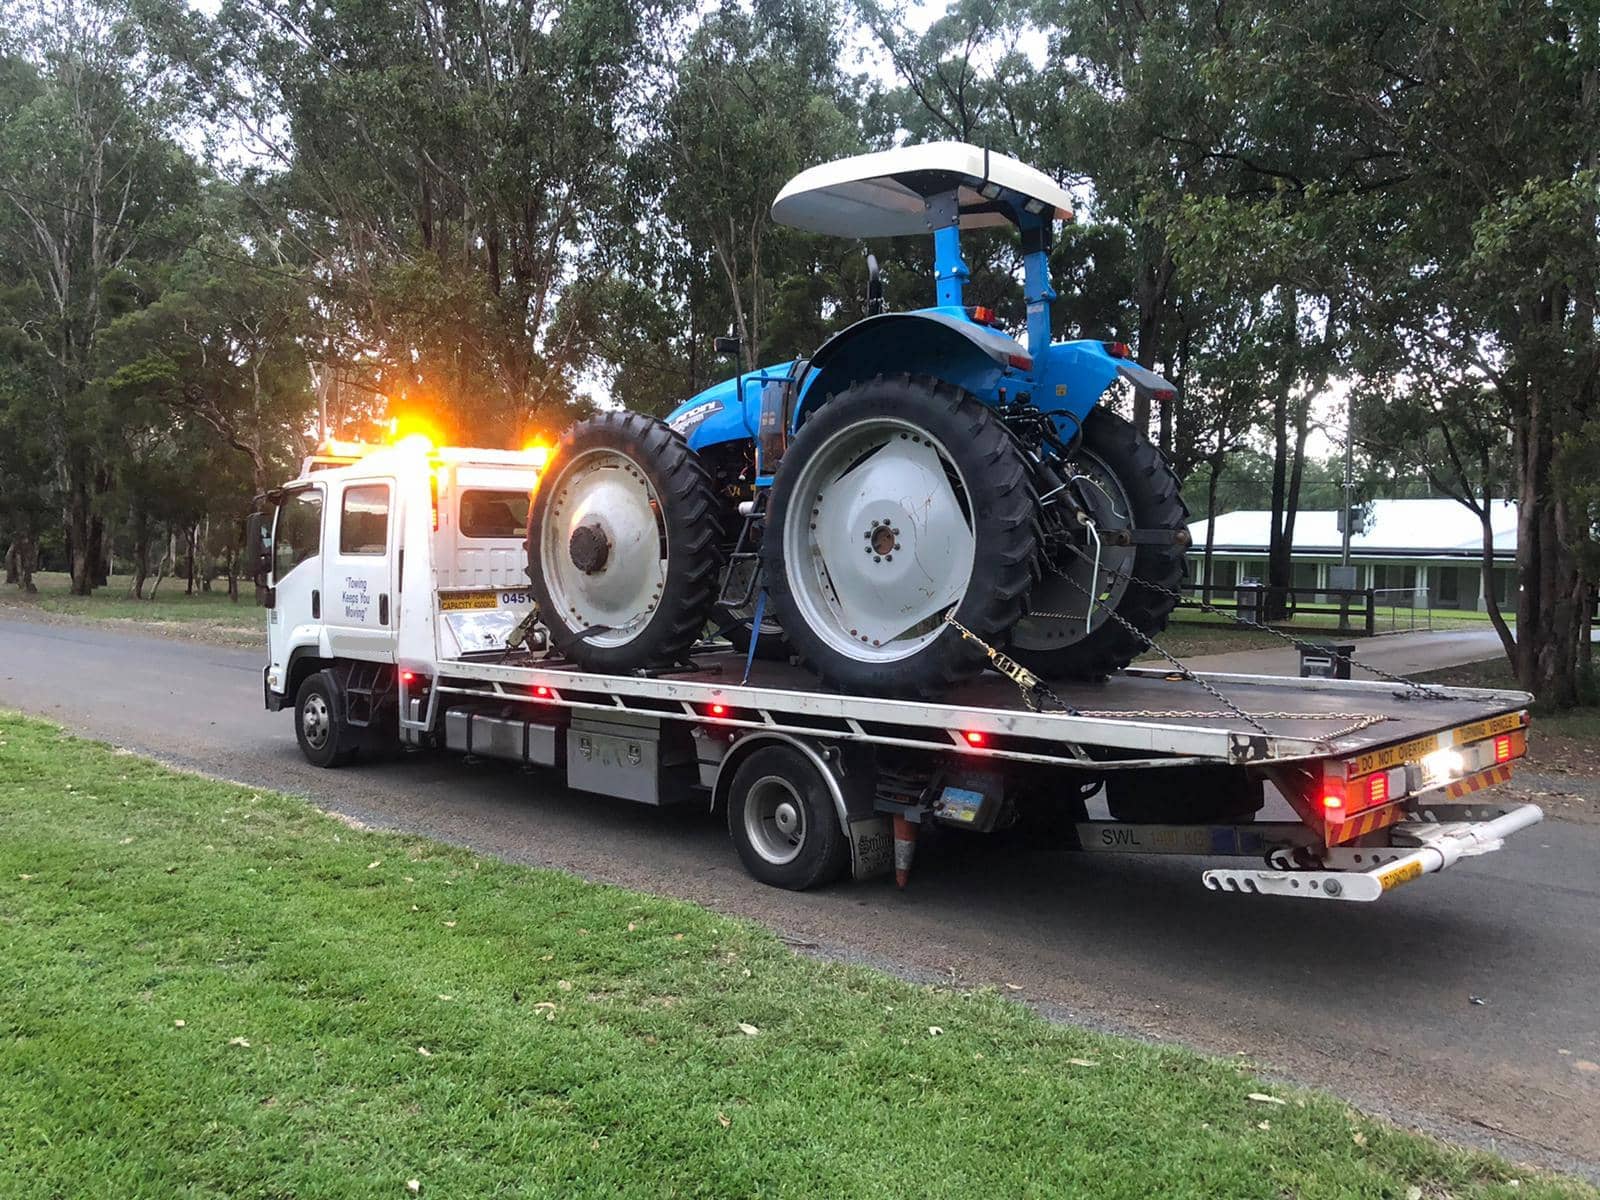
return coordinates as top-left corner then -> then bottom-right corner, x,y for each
1446,763 -> 1514,799
1326,802 -> 1405,845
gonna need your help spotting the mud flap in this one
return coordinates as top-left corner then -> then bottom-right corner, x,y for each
847,817 -> 893,881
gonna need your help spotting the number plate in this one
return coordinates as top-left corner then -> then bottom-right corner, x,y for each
1378,860 -> 1423,891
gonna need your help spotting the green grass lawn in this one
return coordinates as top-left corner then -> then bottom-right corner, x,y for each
0,714 -> 1587,1199
0,570 -> 263,646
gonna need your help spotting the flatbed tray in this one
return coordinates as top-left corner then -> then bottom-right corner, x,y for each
429,647 -> 1531,767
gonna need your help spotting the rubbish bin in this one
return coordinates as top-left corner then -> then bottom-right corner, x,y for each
1299,642 -> 1355,680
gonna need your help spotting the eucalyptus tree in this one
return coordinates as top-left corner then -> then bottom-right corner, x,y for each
643,0 -> 866,375
1174,0 -> 1600,701
164,0 -> 683,447
0,0 -> 201,593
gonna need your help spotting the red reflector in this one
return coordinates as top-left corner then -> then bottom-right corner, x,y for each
534,685 -> 551,698
1005,353 -> 1033,370
1494,734 -> 1512,763
972,305 -> 996,326
1368,773 -> 1388,805
1104,341 -> 1132,358
963,730 -> 986,747
710,703 -> 727,717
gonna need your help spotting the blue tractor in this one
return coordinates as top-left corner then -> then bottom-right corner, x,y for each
526,142 -> 1189,697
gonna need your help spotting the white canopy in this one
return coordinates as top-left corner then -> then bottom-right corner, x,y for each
770,141 -> 1075,238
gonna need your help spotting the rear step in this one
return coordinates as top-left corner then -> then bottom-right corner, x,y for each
1202,803 -> 1543,902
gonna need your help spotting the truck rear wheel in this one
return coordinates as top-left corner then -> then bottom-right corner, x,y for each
726,745 -> 848,890
295,670 -> 358,768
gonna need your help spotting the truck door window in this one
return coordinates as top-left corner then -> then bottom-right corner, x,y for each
340,483 -> 390,555
459,489 -> 531,539
272,490 -> 323,580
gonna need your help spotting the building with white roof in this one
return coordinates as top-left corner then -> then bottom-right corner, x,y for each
1187,498 -> 1518,612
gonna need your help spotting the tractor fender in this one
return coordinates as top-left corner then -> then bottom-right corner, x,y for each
795,310 -> 1031,425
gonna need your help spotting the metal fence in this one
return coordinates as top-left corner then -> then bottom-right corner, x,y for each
1371,586 -> 1433,633
1182,585 -> 1433,636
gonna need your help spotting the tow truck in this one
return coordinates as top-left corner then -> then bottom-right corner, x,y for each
249,435 -> 1542,900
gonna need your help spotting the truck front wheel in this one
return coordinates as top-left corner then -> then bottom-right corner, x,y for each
726,745 -> 848,890
295,670 -> 358,768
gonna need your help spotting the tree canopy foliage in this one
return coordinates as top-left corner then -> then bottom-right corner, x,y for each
0,0 -> 1594,701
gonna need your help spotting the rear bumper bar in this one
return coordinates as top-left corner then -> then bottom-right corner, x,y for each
1201,803 -> 1543,902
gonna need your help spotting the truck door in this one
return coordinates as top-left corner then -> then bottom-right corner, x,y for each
268,484 -> 326,681
323,477 -> 397,661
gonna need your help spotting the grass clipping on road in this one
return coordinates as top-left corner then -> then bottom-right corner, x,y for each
0,715 -> 1584,1200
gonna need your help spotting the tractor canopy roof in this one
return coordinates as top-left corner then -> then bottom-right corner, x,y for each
771,141 -> 1074,238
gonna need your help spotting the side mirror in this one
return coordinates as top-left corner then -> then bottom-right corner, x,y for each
866,253 -> 884,316
246,510 -> 274,607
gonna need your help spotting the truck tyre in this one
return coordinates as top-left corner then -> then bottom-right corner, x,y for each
764,374 -> 1039,698
295,670 -> 358,768
726,745 -> 848,890
526,412 -> 724,671
1009,407 -> 1188,679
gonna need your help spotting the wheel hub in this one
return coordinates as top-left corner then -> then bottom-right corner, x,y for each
568,522 -> 611,574
783,420 -> 974,660
867,521 -> 899,558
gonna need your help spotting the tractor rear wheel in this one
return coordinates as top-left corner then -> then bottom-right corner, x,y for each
1009,407 -> 1188,679
525,412 -> 723,671
763,374 -> 1038,698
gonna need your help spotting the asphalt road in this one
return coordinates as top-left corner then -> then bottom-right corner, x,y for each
2,614 -> 1596,1177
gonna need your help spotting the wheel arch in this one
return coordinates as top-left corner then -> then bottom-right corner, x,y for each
795,311 -> 1029,426
710,732 -> 849,828
283,645 -> 334,710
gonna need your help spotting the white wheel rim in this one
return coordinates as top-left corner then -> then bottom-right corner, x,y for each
1011,445 -> 1138,650
301,692 -> 330,749
539,448 -> 668,647
744,775 -> 807,865
781,417 -> 975,663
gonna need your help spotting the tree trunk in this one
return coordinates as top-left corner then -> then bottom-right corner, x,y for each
4,540 -> 17,586
1476,499 -> 1517,667
1514,380 -> 1583,705
185,523 -> 197,596
1131,247 -> 1174,435
65,452 -> 96,596
16,535 -> 37,593
1202,461 -> 1223,606
129,511 -> 150,600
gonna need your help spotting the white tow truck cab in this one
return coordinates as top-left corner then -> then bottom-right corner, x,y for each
250,439 -> 1544,900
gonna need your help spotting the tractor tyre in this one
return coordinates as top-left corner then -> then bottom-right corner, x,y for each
763,374 -> 1039,698
1009,407 -> 1188,679
526,412 -> 723,671
715,602 -> 790,661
